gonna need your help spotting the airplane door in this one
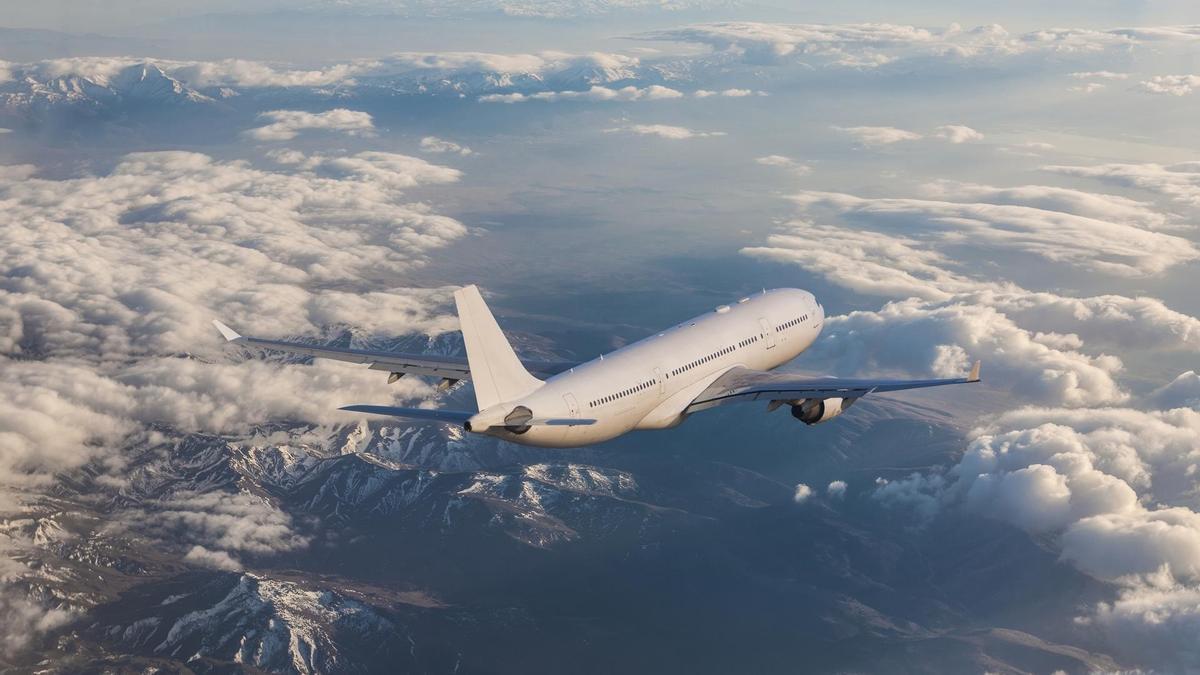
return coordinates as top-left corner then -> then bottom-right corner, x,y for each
759,318 -> 776,349
653,367 -> 664,393
563,393 -> 580,418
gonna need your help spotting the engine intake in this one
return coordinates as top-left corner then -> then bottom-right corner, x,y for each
790,397 -> 856,425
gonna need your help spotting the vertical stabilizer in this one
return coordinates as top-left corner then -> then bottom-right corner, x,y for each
454,285 -> 544,410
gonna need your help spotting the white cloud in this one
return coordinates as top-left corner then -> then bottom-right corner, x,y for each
827,480 -> 847,498
1069,71 -> 1129,80
693,88 -> 761,97
1140,74 -> 1200,96
811,299 -> 1127,406
605,124 -> 725,139
833,125 -> 922,145
1044,161 -> 1200,208
792,483 -> 813,503
755,155 -> 811,175
788,189 -> 1196,277
480,84 -> 683,103
419,136 -> 473,155
934,125 -> 984,143
184,545 -> 244,571
0,149 -> 467,501
917,180 -> 1170,230
1068,82 -> 1107,94
245,109 -> 376,142
117,491 -> 309,571
635,21 -> 1198,68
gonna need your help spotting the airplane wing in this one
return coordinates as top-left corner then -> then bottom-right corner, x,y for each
212,320 -> 577,381
686,361 -> 981,414
339,405 -> 597,427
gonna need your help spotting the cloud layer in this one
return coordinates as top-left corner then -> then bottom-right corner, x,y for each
245,109 -> 376,141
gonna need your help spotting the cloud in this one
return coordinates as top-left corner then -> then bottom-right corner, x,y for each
184,545 -> 244,571
1140,74 -> 1200,96
788,189 -> 1196,277
117,491 -> 310,569
245,109 -> 376,142
0,592 -> 74,656
934,125 -> 984,143
1068,82 -> 1107,93
755,155 -> 811,175
917,180 -> 1170,230
827,480 -> 847,498
693,88 -> 761,97
792,483 -> 813,503
605,124 -> 725,139
634,21 -> 1197,68
480,84 -> 684,103
1151,371 -> 1200,409
1044,161 -> 1200,208
1069,71 -> 1129,80
0,149 -> 467,503
419,136 -> 473,155
833,125 -> 922,145
811,299 -> 1127,406
873,473 -> 945,524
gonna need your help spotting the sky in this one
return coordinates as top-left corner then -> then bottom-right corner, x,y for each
2,0 -> 1200,670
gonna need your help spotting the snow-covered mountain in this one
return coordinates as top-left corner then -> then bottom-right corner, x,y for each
0,62 -> 212,114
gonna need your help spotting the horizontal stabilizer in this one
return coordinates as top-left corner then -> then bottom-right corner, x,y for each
212,320 -> 242,342
339,405 -> 474,423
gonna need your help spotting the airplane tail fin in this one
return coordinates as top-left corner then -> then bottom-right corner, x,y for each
453,285 -> 544,410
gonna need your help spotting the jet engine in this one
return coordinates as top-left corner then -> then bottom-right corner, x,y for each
790,397 -> 856,425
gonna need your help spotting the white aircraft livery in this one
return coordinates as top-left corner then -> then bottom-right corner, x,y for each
214,286 -> 980,448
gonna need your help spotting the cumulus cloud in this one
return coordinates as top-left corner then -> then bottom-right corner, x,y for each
934,125 -> 984,143
0,149 -> 467,504
865,404 -> 1200,666
1140,74 -> 1200,96
827,480 -> 847,498
812,299 -> 1126,406
792,483 -> 813,503
1044,161 -> 1200,208
605,124 -> 725,139
480,84 -> 683,103
833,125 -> 922,146
419,136 -> 473,155
245,109 -> 376,141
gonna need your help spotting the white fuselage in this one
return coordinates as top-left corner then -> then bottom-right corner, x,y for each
473,289 -> 824,447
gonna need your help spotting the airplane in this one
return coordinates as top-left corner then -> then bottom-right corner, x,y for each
213,286 -> 980,448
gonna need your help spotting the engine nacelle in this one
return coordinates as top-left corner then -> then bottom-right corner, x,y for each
790,397 -> 856,425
